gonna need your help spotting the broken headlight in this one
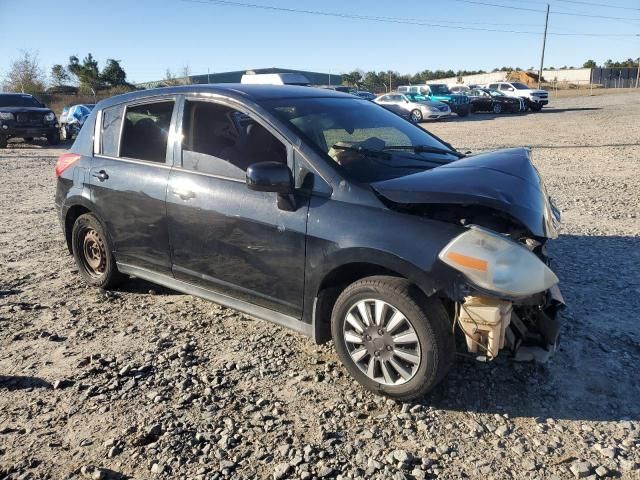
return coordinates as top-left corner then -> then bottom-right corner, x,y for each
438,226 -> 558,297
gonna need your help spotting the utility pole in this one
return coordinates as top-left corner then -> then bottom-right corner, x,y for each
538,3 -> 550,90
207,68 -> 210,84
635,57 -> 639,89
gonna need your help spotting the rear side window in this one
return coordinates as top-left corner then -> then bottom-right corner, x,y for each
101,105 -> 123,157
120,101 -> 174,163
181,100 -> 286,179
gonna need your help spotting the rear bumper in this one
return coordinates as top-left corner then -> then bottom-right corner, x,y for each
0,124 -> 59,138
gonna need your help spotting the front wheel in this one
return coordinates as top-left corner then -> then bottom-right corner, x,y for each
530,103 -> 543,112
47,130 -> 61,145
409,109 -> 423,123
331,276 -> 455,401
71,213 -> 126,289
0,136 -> 7,148
492,103 -> 503,114
456,106 -> 470,117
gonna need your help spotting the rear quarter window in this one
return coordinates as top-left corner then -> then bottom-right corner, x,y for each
101,105 -> 124,157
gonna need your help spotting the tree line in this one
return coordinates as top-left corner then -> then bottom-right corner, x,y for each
2,50 -> 638,95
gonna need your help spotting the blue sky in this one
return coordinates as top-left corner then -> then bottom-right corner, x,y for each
1,0 -> 638,83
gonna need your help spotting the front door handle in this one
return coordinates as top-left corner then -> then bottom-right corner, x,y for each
171,188 -> 195,201
92,170 -> 109,181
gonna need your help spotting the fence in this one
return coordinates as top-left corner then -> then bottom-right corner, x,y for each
591,68 -> 639,89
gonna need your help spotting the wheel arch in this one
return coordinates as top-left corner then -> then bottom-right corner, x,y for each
309,252 -> 449,344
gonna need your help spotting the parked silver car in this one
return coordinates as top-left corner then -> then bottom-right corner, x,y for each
374,93 -> 451,123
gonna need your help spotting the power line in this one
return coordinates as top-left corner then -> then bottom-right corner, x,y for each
555,0 -> 640,11
182,0 -> 639,36
452,0 -> 640,21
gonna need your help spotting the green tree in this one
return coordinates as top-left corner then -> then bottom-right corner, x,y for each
2,50 -> 46,93
583,59 -> 597,68
101,59 -> 127,86
69,53 -> 102,91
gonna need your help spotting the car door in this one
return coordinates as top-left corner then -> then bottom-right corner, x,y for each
90,97 -> 177,275
166,97 -> 308,317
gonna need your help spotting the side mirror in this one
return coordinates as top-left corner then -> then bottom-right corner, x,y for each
246,161 -> 293,194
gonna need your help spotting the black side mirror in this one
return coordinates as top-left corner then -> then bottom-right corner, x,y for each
246,161 -> 293,194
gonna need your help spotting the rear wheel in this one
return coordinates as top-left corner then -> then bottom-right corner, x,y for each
71,213 -> 126,289
410,109 -> 423,123
331,276 -> 455,401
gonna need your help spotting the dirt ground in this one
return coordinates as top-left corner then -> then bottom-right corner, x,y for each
1,91 -> 639,480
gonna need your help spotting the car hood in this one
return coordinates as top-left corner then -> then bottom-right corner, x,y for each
0,106 -> 53,114
371,147 -> 560,238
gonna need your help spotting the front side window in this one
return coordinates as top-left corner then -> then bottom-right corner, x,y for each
499,84 -> 512,91
181,100 -> 286,179
101,104 -> 124,157
263,97 -> 459,183
120,101 -> 174,163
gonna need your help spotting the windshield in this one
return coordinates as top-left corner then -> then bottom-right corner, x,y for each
405,93 -> 428,102
262,97 -> 459,183
0,95 -> 42,108
512,82 -> 530,90
429,85 -> 451,95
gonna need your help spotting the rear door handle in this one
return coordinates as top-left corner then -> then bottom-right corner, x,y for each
171,188 -> 195,200
92,170 -> 109,181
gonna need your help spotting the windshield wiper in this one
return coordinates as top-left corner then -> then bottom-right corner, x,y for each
332,144 -> 390,159
382,145 -> 466,158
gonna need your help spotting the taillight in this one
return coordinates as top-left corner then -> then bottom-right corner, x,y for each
55,153 -> 81,177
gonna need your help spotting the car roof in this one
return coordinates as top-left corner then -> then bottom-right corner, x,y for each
97,84 -> 355,109
0,92 -> 35,96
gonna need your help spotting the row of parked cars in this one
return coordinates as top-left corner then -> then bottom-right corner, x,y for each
365,82 -> 549,123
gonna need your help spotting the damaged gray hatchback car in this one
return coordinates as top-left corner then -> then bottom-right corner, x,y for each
55,85 -> 563,400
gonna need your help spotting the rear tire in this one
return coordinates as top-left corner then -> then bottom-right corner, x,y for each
331,276 -> 455,401
71,213 -> 126,289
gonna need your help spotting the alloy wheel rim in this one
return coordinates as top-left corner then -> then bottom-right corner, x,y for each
82,228 -> 106,277
343,299 -> 421,386
494,103 -> 502,113
411,110 -> 421,122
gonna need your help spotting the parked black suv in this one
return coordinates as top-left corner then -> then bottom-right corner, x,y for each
55,85 -> 563,400
0,93 -> 61,147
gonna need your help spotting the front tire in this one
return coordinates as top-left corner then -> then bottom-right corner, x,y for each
0,136 -> 7,148
410,109 -> 423,123
530,103 -> 543,112
71,213 -> 126,289
492,103 -> 503,114
47,130 -> 61,145
331,276 -> 455,401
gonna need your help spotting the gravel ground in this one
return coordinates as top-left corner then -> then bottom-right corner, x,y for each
1,91 -> 639,480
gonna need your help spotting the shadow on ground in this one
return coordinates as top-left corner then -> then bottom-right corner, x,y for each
0,375 -> 53,391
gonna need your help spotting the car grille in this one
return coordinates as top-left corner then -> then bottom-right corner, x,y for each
16,112 -> 45,125
533,92 -> 549,99
452,95 -> 469,105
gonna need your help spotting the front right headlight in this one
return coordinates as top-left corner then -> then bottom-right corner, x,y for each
0,112 -> 14,120
439,226 -> 558,297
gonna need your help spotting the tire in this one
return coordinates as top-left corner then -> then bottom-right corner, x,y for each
530,103 -> 543,112
456,106 -> 469,118
24,137 -> 34,142
60,125 -> 68,141
71,213 -> 126,289
331,276 -> 455,401
410,109 -> 423,123
492,103 -> 503,114
0,136 -> 7,148
47,130 -> 61,145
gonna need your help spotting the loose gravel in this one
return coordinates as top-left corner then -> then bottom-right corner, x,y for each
1,91 -> 639,479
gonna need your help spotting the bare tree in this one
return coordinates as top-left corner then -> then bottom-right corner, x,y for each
180,65 -> 193,85
163,65 -> 193,86
2,50 -> 46,93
